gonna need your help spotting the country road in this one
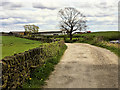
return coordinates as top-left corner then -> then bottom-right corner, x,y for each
44,43 -> 118,88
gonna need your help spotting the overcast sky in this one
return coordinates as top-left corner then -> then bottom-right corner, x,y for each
0,0 -> 119,32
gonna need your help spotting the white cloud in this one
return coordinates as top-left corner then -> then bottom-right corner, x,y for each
0,0 -> 119,32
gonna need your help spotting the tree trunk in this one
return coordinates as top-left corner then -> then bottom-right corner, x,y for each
70,27 -> 73,41
70,32 -> 72,41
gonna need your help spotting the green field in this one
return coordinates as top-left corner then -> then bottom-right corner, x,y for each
1,36 -> 42,59
47,31 -> 120,41
73,31 -> 120,41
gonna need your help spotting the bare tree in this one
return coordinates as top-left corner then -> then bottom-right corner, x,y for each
58,7 -> 87,40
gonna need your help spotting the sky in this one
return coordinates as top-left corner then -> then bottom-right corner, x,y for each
0,0 -> 119,32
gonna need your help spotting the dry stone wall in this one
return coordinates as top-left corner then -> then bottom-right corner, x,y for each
1,40 -> 65,89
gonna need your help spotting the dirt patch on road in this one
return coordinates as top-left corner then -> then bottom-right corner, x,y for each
44,43 -> 118,88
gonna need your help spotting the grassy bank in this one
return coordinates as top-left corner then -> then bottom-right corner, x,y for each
80,40 -> 120,57
22,44 -> 67,88
48,31 -> 120,57
76,32 -> 120,57
75,32 -> 120,57
1,36 -> 42,59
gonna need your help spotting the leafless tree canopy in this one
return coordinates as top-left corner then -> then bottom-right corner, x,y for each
58,7 -> 87,40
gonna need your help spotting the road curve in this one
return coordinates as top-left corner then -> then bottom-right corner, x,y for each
44,43 -> 118,88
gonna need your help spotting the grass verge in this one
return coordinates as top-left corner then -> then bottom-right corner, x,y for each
22,44 -> 67,88
88,41 -> 120,57
67,39 -> 120,58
